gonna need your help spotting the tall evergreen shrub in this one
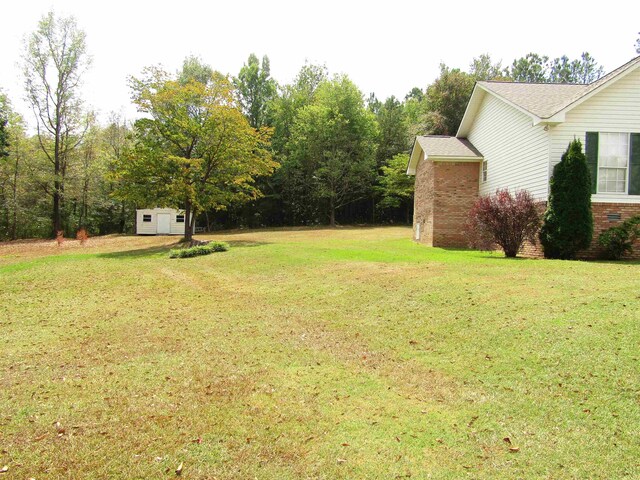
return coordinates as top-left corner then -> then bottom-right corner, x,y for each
539,139 -> 593,259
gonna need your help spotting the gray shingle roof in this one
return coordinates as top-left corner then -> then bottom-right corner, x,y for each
416,135 -> 483,158
477,55 -> 640,119
476,82 -> 584,118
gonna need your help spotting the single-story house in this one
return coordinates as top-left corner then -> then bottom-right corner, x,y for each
408,55 -> 640,257
136,208 -> 194,235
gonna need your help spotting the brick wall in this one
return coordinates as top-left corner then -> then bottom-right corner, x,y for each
413,153 -> 434,245
432,162 -> 480,248
522,202 -> 640,259
413,156 -> 640,258
413,157 -> 480,248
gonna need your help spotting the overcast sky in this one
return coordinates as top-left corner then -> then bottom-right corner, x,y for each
1,0 -> 639,126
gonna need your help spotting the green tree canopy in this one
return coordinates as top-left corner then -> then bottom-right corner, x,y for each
420,64 -> 475,136
22,11 -> 91,236
375,96 -> 409,167
286,75 -> 378,226
234,53 -> 277,129
376,153 -> 414,222
507,52 -> 604,83
179,55 -> 214,85
117,60 -> 277,240
470,54 -> 506,81
507,53 -> 550,82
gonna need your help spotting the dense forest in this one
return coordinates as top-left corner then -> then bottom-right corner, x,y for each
0,12 -> 616,240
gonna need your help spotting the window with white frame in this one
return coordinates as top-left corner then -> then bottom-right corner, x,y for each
598,133 -> 629,193
142,214 -> 152,222
481,160 -> 487,183
176,214 -> 185,223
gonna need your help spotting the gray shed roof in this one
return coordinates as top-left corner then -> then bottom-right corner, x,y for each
407,135 -> 482,175
415,135 -> 483,159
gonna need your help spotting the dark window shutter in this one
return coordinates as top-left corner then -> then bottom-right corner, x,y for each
630,133 -> 640,195
585,132 -> 598,194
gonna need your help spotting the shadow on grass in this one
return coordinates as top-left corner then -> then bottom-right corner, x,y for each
225,240 -> 270,248
201,224 -> 409,236
478,253 -> 640,264
97,244 -> 178,259
96,240 -> 269,259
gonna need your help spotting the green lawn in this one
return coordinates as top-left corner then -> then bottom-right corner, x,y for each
1,227 -> 639,479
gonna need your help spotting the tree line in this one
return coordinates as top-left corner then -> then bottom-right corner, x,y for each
0,11 -> 625,240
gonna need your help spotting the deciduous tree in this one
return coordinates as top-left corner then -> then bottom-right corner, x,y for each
234,54 -> 277,128
117,61 -> 277,241
376,153 -> 414,223
0,96 -> 41,239
374,96 -> 409,168
22,11 -> 90,236
287,75 -> 378,226
420,64 -> 475,136
470,54 -> 506,81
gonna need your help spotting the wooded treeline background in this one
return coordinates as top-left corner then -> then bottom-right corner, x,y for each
0,12 -> 631,240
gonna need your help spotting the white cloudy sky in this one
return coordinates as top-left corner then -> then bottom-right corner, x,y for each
1,0 -> 638,126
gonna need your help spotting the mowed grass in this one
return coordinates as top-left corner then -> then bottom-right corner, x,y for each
1,227 -> 639,479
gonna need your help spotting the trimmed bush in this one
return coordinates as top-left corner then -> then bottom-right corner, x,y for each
169,241 -> 229,258
467,189 -> 541,258
540,140 -> 593,259
598,215 -> 640,260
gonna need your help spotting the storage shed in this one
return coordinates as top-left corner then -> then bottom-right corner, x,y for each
136,208 -> 194,235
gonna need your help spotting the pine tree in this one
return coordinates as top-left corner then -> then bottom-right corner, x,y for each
539,139 -> 593,259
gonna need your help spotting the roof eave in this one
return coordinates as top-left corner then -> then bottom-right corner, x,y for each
456,83 -> 484,138
428,155 -> 483,162
406,138 -> 422,175
548,55 -> 640,118
457,82 -> 544,136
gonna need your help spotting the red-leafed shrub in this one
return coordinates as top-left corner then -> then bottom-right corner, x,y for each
56,230 -> 65,247
467,189 -> 541,258
76,228 -> 89,245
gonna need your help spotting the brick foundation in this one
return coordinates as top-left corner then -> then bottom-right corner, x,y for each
523,202 -> 640,259
413,157 -> 480,248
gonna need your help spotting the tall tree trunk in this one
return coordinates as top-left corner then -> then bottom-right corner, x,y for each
329,197 -> 336,227
371,197 -> 375,224
184,200 -> 193,242
10,156 -> 19,240
53,185 -> 62,236
120,202 -> 126,233
53,132 -> 62,237
79,176 -> 89,230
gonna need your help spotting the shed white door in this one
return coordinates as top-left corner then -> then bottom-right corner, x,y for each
157,213 -> 171,234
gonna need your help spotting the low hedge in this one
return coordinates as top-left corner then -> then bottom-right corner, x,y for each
169,241 -> 229,258
598,215 -> 640,260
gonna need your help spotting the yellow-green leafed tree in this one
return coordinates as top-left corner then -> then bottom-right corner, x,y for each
117,58 -> 277,241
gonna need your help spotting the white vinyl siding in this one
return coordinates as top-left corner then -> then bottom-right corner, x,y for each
467,94 -> 550,199
136,210 -> 158,234
136,208 -> 193,235
550,66 -> 640,203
